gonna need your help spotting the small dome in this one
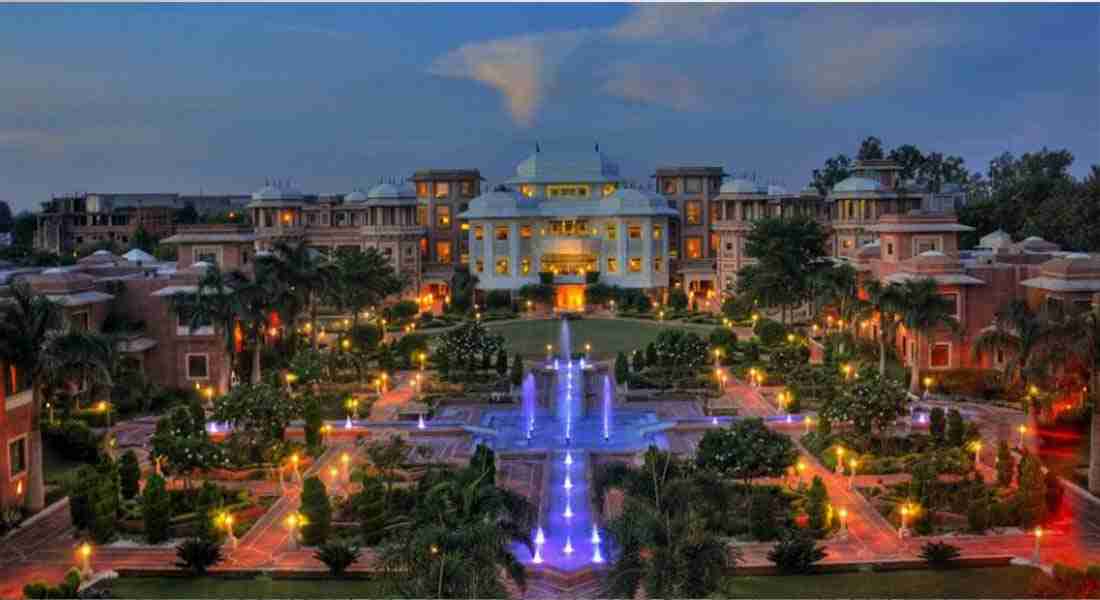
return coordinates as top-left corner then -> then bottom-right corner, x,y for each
366,182 -> 415,200
252,182 -> 303,201
833,176 -> 884,193
766,184 -> 788,196
344,189 -> 369,203
605,187 -> 672,212
719,178 -> 762,194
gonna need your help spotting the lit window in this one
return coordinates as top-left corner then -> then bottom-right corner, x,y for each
520,225 -> 532,238
940,293 -> 960,318
461,222 -> 469,231
194,246 -> 221,266
685,201 -> 702,225
495,227 -> 509,241
710,232 -> 720,253
661,179 -> 677,195
653,257 -> 663,272
434,182 -> 450,199
842,239 -> 853,249
916,238 -> 939,254
474,225 -> 483,240
435,241 -> 452,264
606,224 -> 617,240
475,259 -> 484,273
628,257 -> 642,272
602,184 -> 617,197
496,257 -> 510,274
685,178 -> 702,194
547,185 -> 591,198
9,438 -> 26,476
520,184 -> 535,198
653,225 -> 662,240
461,180 -> 476,197
435,206 -> 451,228
187,354 -> 209,379
460,253 -> 469,265
416,182 -> 429,198
628,226 -> 641,239
415,206 -> 427,226
607,257 -> 618,273
711,202 -> 721,222
930,343 -> 950,368
887,242 -> 895,256
685,237 -> 703,259
521,257 -> 531,274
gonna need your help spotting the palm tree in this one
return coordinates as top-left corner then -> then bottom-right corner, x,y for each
379,449 -> 533,598
863,280 -> 905,376
0,282 -> 61,510
257,239 -> 333,350
323,247 -> 405,329
40,331 -> 115,412
895,278 -> 959,395
973,300 -> 1056,387
173,265 -> 242,391
1061,308 -> 1100,493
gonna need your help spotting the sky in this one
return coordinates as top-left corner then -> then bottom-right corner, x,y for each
1,3 -> 1098,212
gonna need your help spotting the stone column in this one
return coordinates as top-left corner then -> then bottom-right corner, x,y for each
483,222 -> 493,276
617,221 -> 627,276
643,217 -> 653,284
510,222 -> 520,277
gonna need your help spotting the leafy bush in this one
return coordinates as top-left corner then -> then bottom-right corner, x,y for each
750,487 -> 781,541
175,537 -> 223,574
754,318 -> 787,347
919,541 -> 961,568
947,408 -> 965,446
314,541 -> 362,575
485,289 -> 512,310
935,368 -> 1005,401
23,568 -> 81,599
142,473 -> 172,544
67,465 -> 99,530
767,530 -> 827,574
996,440 -> 1015,486
695,418 -> 797,482
805,476 -> 830,537
584,270 -> 600,285
118,450 -> 141,500
43,419 -> 101,462
929,407 -> 946,443
668,288 -> 689,310
382,300 -> 419,323
1030,563 -> 1100,598
300,476 -> 332,546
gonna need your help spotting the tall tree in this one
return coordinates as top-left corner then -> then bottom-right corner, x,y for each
896,278 -> 959,395
811,154 -> 852,196
857,136 -> 885,160
323,247 -> 405,329
973,300 -> 1056,387
257,238 -> 333,349
736,216 -> 828,323
172,266 -> 252,388
863,280 -> 905,376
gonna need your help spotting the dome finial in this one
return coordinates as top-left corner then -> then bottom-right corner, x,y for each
595,141 -> 599,153
535,141 -> 540,153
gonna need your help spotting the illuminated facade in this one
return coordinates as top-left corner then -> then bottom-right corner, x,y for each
460,148 -> 675,305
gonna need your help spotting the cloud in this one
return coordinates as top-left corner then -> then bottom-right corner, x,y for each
428,30 -> 589,127
771,11 -> 961,100
602,62 -> 708,112
263,24 -> 354,42
610,4 -> 747,44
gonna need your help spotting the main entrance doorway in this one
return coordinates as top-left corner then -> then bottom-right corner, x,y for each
555,285 -> 585,310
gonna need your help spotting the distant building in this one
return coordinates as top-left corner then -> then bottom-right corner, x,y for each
35,193 -> 249,255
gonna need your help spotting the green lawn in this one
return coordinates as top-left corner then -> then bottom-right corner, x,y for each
109,576 -> 393,599
721,566 -> 1045,599
485,318 -> 712,359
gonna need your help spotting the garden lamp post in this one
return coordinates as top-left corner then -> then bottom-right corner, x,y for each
78,542 -> 93,579
381,372 -> 388,393
841,363 -> 852,381
838,508 -> 849,538
329,466 -> 344,499
899,504 -> 911,539
923,376 -> 933,399
347,398 -> 359,421
419,352 -> 427,371
220,512 -> 238,549
1033,526 -> 1043,564
835,447 -> 845,475
848,458 -> 859,489
546,344 -> 553,362
971,441 -> 982,468
340,452 -> 351,483
713,348 -> 722,368
321,424 -> 331,446
286,513 -> 304,551
796,460 -> 806,486
290,453 -> 301,483
98,401 -> 111,430
585,343 -> 591,358
804,416 -> 814,435
1018,424 -> 1028,449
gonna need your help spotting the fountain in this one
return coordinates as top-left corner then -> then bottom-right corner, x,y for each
522,373 -> 537,440
602,375 -> 613,441
417,414 -> 426,430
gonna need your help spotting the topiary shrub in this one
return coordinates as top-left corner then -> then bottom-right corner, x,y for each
300,477 -> 332,546
754,318 -> 787,347
929,407 -> 946,444
668,288 -> 689,311
947,408 -> 965,447
919,541 -> 961,569
767,530 -> 827,574
805,476 -> 830,537
142,473 -> 172,544
750,487 -> 780,541
67,465 -> 98,531
175,537 -> 223,574
314,541 -> 361,575
485,290 -> 512,310
118,450 -> 141,500
997,440 -> 1015,487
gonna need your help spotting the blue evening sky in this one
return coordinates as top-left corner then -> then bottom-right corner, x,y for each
1,3 -> 1097,211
